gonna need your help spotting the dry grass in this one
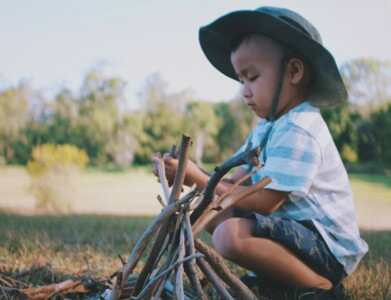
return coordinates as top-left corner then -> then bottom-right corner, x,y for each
0,166 -> 390,299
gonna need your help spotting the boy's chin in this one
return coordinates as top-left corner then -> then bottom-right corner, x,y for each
254,112 -> 269,119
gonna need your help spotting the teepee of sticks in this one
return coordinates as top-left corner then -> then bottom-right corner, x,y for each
103,134 -> 271,300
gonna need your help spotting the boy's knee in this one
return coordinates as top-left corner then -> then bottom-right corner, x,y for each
212,218 -> 252,260
212,220 -> 238,259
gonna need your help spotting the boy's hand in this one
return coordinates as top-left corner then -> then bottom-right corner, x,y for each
152,152 -> 204,187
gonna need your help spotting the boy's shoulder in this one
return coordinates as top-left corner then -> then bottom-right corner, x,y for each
282,102 -> 325,135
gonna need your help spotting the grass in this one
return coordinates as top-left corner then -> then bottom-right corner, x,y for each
0,166 -> 390,299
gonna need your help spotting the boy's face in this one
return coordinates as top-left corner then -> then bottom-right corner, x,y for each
230,34 -> 286,119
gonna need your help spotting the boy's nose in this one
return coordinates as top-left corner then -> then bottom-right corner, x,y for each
242,85 -> 251,98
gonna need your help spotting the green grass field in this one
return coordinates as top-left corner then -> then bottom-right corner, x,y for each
0,166 -> 390,299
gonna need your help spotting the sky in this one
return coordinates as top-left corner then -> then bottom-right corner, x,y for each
1,0 -> 391,109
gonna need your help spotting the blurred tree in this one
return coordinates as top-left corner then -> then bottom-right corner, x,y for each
77,69 -> 132,166
370,102 -> 391,166
213,98 -> 255,161
47,88 -> 79,144
135,73 -> 188,164
340,58 -> 391,109
185,101 -> 219,165
0,82 -> 36,163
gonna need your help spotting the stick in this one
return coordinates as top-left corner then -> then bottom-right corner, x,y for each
183,211 -> 206,299
106,191 -> 195,300
175,225 -> 186,299
195,239 -> 258,300
191,164 -> 265,233
134,253 -> 203,300
196,257 -> 234,300
152,156 -> 171,203
192,176 -> 271,236
190,145 -> 261,223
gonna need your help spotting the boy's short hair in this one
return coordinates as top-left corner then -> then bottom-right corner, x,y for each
230,32 -> 315,89
199,6 -> 347,108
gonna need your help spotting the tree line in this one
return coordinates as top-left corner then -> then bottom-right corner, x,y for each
1,58 -> 390,170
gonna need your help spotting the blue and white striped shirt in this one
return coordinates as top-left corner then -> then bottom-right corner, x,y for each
236,102 -> 368,275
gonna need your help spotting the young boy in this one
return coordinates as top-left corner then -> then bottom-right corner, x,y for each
153,6 -> 368,299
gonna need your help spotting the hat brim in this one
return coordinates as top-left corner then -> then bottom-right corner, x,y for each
199,10 -> 347,108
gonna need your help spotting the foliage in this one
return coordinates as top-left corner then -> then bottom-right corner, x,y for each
0,82 -> 35,164
340,58 -> 391,107
370,102 -> 391,166
185,101 -> 219,165
27,144 -> 88,212
1,59 -> 391,169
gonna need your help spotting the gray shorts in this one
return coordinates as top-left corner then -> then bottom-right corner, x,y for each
235,211 -> 346,284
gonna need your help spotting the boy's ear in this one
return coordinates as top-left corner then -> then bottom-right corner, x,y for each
287,58 -> 305,85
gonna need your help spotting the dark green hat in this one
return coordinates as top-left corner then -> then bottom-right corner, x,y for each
199,6 -> 347,108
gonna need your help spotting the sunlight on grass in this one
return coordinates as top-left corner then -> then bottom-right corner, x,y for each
1,166 -> 391,299
349,174 -> 391,230
1,166 -> 390,231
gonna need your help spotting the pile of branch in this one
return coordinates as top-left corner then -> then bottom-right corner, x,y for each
0,272 -> 105,299
1,134 -> 270,300
103,134 -> 271,300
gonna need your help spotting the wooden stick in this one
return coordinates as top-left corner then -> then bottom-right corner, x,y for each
195,239 -> 258,300
21,279 -> 85,300
190,145 -> 261,223
130,135 -> 192,298
192,176 -> 271,236
196,257 -> 234,300
152,156 -> 171,203
134,253 -> 203,300
183,211 -> 206,299
168,134 -> 192,204
106,191 -> 195,300
191,164 -> 265,232
175,225 -> 186,300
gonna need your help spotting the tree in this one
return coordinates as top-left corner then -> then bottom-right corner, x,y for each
340,58 -> 391,108
135,73 -> 190,164
77,69 -> 132,166
213,98 -> 256,161
185,101 -> 219,165
0,82 -> 36,163
370,102 -> 391,166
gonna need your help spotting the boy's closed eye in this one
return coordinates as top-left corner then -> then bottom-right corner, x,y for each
236,74 -> 259,83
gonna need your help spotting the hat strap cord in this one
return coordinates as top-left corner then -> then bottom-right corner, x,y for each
259,54 -> 292,162
244,54 -> 292,177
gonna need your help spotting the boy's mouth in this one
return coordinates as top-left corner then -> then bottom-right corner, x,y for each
246,102 -> 256,110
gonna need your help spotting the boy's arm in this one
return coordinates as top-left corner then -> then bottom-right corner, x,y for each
157,153 -> 286,215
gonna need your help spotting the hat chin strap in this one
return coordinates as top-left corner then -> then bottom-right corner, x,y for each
244,54 -> 292,177
268,54 -> 292,123
256,54 -> 292,163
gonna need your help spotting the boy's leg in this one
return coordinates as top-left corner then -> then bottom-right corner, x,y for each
212,217 -> 333,289
204,207 -> 234,234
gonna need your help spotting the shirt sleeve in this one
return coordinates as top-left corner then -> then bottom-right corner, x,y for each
256,124 -> 322,195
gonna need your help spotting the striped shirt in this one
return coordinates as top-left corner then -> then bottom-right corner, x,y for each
236,102 -> 368,275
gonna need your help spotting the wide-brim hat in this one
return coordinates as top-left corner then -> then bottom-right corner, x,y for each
199,6 -> 347,108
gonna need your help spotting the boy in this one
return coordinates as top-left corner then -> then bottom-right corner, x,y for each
153,6 -> 368,299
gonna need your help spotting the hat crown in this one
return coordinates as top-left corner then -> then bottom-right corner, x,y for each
257,6 -> 322,45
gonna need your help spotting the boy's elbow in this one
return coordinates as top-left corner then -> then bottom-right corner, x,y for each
254,198 -> 285,216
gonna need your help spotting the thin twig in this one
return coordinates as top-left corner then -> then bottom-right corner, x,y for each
190,145 -> 261,223
195,239 -> 258,300
130,134 -> 193,298
183,210 -> 206,299
175,224 -> 186,300
152,156 -> 171,203
191,163 -> 265,232
197,257 -> 234,300
134,253 -> 203,300
192,176 -> 272,235
106,191 -> 195,300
